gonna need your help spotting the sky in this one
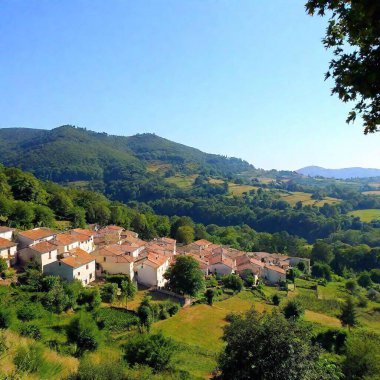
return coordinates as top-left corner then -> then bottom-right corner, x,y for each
1,0 -> 379,171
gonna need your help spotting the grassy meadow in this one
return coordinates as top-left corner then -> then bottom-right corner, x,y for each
349,209 -> 380,222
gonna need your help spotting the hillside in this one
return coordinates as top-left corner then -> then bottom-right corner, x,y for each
297,166 -> 380,179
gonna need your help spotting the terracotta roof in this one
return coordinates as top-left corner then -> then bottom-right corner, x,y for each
0,237 -> 17,249
0,227 -> 13,233
53,233 -> 79,246
193,239 -> 212,246
141,252 -> 168,268
209,253 -> 235,269
250,258 -> 265,268
265,265 -> 286,274
71,228 -> 95,238
18,228 -> 56,241
30,241 -> 57,254
60,248 -> 94,269
236,263 -> 260,274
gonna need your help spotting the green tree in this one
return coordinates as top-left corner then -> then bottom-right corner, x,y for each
100,283 -> 118,303
357,272 -> 372,289
164,255 -> 205,297
42,282 -> 70,313
121,279 -> 137,309
0,258 -> 7,273
272,293 -> 281,306
311,241 -> 333,264
175,225 -> 195,244
339,297 -> 358,330
205,288 -> 216,306
217,309 -> 323,380
67,312 -> 99,354
345,279 -> 358,294
222,274 -> 244,292
0,309 -> 13,329
123,332 -> 175,372
137,297 -> 153,333
282,299 -> 304,321
306,0 -> 380,133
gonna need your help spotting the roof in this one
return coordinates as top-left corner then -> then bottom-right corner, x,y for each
0,227 -> 13,234
208,253 -> 235,269
141,252 -> 168,268
265,265 -> 286,274
0,237 -> 17,249
193,239 -> 212,246
18,228 -> 56,241
60,248 -> 94,269
71,228 -> 95,238
30,241 -> 57,254
53,233 -> 79,246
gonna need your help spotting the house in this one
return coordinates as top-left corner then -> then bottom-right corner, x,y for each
148,237 -> 176,255
0,227 -> 14,241
93,245 -> 135,279
52,233 -> 81,254
0,237 -> 17,267
44,248 -> 95,285
208,253 -> 236,276
70,228 -> 96,253
16,228 -> 56,249
263,265 -> 287,284
134,252 -> 170,288
188,253 -> 209,275
18,241 -> 59,270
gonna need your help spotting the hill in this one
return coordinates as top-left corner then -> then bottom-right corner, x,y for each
297,165 -> 380,179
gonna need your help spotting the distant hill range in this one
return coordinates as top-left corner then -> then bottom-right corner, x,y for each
297,166 -> 380,179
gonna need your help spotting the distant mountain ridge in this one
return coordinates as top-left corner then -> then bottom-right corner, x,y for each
297,166 -> 380,179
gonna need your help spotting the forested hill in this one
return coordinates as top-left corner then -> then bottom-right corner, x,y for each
0,125 -> 254,183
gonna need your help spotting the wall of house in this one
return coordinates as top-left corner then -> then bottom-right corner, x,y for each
263,267 -> 286,284
73,261 -> 96,285
209,263 -> 234,276
0,246 -> 17,267
0,231 -> 13,241
18,248 -> 58,270
78,239 -> 95,253
288,257 -> 311,273
100,260 -> 134,280
17,235 -> 55,249
135,263 -> 158,287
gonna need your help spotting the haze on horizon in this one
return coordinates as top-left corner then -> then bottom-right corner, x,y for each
1,0 -> 379,171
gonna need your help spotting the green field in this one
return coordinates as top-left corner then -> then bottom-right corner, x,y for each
279,191 -> 340,207
349,209 -> 380,222
362,190 -> 380,196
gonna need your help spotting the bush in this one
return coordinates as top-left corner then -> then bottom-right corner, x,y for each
367,288 -> 380,302
0,258 -> 7,273
272,294 -> 281,306
17,303 -> 42,321
67,312 -> 100,355
78,288 -> 101,311
96,308 -> 139,331
100,283 -> 118,303
357,295 -> 368,308
222,274 -> 243,292
370,269 -> 380,284
313,329 -> 347,354
123,332 -> 175,371
0,308 -> 13,329
13,343 -> 44,374
74,357 -> 126,380
357,272 -> 373,289
282,299 -> 304,320
165,302 -> 180,317
205,288 -> 216,305
345,279 -> 358,294
19,323 -> 42,340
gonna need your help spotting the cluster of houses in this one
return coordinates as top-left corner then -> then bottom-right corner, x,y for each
0,225 -> 309,288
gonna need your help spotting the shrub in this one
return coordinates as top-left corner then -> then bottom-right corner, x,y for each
17,303 -> 42,321
42,283 -> 70,313
0,332 -> 8,357
367,288 -> 380,302
78,288 -> 101,311
205,288 -> 216,306
19,323 -> 42,340
345,279 -> 358,294
357,295 -> 368,308
272,293 -> 281,306
13,343 -> 44,374
96,308 -> 139,332
311,262 -> 332,281
370,269 -> 380,284
0,258 -> 7,273
74,357 -> 126,380
0,308 -> 13,329
123,332 -> 175,371
222,274 -> 243,292
100,283 -> 118,303
165,302 -> 180,316
283,299 -> 304,320
357,272 -> 373,289
313,329 -> 347,354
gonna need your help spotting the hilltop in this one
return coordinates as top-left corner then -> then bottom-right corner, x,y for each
297,166 -> 380,179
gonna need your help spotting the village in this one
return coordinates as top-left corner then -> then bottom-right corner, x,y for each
0,225 -> 309,288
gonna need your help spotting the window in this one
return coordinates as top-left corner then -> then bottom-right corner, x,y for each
104,257 -> 106,262
48,251 -> 51,259
78,272 -> 80,276
86,264 -> 89,269
59,262 -> 61,266
89,273 -> 93,279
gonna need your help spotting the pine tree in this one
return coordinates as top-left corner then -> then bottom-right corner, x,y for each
339,297 -> 357,330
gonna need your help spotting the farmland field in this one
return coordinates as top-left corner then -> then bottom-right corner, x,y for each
279,191 -> 340,207
362,190 -> 380,196
349,209 -> 380,222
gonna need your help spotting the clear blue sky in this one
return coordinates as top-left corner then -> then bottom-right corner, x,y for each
1,0 -> 379,170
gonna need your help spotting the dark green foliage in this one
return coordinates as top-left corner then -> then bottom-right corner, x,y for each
282,299 -> 304,320
297,261 -> 306,272
357,272 -> 372,289
164,255 -> 205,297
137,297 -> 154,332
345,279 -> 358,294
343,332 -> 380,379
217,309 -> 324,380
73,357 -> 127,380
313,329 -> 347,354
272,293 -> 281,306
19,323 -> 42,340
306,0 -> 380,133
78,288 -> 101,311
120,278 -> 137,307
42,282 -> 70,313
0,308 -> 13,329
19,269 -> 44,291
311,241 -> 333,264
0,258 -> 7,273
96,308 -> 139,331
370,268 -> 380,284
123,332 -> 175,372
221,275 -> 243,292
205,288 -> 216,305
175,225 -> 195,244
17,303 -> 43,321
311,262 -> 332,281
67,312 -> 100,354
339,297 -> 358,329
100,283 -> 118,303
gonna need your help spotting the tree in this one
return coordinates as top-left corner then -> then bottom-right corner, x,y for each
121,279 -> 137,308
123,332 -> 175,372
370,268 -> 380,284
0,258 -> 7,274
311,241 -> 333,264
282,299 -> 305,321
339,297 -> 358,330
137,297 -> 153,332
345,279 -> 358,294
100,283 -> 118,303
175,225 -> 195,244
311,262 -> 332,281
67,312 -> 99,355
42,282 -> 70,313
357,272 -> 372,289
164,255 -> 205,297
272,293 -> 281,306
0,309 -> 13,329
306,1 -> 380,133
217,309 -> 324,380
222,274 -> 243,292
205,288 -> 216,306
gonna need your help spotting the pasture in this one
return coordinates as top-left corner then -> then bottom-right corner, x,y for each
349,209 -> 380,222
279,191 -> 340,207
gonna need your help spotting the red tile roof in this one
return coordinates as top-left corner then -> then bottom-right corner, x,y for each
60,248 -> 94,269
18,228 -> 56,241
0,237 -> 17,249
30,241 -> 57,254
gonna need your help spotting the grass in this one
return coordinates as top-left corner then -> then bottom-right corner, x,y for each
362,190 -> 380,196
146,162 -> 173,173
165,174 -> 198,189
349,209 -> 380,222
278,191 -> 340,207
228,183 -> 258,196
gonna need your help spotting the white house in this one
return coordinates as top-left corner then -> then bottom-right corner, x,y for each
52,233 -> 80,254
44,248 -> 95,285
17,228 -> 56,249
93,245 -> 135,280
0,227 -> 14,241
208,253 -> 236,276
70,229 -> 96,253
263,265 -> 286,284
18,241 -> 59,271
0,237 -> 17,267
134,252 -> 170,288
